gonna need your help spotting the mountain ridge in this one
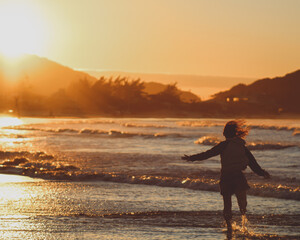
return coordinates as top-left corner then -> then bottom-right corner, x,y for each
212,69 -> 300,113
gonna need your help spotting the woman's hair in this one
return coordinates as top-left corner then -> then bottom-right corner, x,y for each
223,120 -> 249,139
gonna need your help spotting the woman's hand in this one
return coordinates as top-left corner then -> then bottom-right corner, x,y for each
181,155 -> 194,162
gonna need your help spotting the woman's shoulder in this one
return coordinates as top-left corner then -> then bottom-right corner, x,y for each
214,140 -> 229,151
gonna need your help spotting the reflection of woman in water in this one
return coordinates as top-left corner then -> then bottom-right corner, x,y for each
182,120 -> 270,234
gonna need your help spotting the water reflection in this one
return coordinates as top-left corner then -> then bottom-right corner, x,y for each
0,117 -> 23,128
0,174 -> 37,183
0,174 -> 40,203
0,117 -> 31,151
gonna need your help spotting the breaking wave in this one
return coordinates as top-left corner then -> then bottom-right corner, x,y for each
246,142 -> 298,151
55,119 -> 116,125
293,130 -> 300,136
195,136 -> 298,150
249,125 -> 299,132
62,119 -> 170,129
194,136 -> 220,146
177,120 -> 222,128
121,123 -> 171,129
176,121 -> 300,137
4,126 -> 185,139
0,150 -> 298,201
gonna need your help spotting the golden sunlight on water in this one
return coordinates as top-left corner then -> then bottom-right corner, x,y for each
0,117 -> 28,150
0,174 -> 37,183
0,117 -> 23,128
0,183 -> 27,202
0,174 -> 41,214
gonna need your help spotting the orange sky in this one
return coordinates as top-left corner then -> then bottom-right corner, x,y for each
0,0 -> 299,79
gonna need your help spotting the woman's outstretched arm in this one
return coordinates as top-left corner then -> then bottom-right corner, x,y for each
182,141 -> 227,162
245,147 -> 270,178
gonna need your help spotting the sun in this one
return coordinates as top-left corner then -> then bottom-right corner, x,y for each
0,1 -> 46,58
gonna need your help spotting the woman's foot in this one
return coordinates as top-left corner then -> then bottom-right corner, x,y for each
226,219 -> 232,235
226,225 -> 233,239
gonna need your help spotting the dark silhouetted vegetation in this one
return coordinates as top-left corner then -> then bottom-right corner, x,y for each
45,77 -> 191,116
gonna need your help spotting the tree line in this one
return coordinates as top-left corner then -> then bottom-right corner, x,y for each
1,77 -> 196,117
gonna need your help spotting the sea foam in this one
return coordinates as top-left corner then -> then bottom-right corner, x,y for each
0,150 -> 298,201
195,136 -> 298,150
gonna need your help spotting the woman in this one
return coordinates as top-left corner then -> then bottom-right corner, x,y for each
182,120 -> 270,233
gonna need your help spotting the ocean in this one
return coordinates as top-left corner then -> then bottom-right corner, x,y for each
0,117 -> 299,239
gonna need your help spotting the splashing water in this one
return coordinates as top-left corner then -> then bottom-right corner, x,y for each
242,214 -> 248,232
231,215 -> 249,234
229,215 -> 283,239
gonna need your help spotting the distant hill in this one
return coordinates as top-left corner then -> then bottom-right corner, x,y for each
144,82 -> 200,103
0,54 -> 201,108
0,54 -> 97,95
213,70 -> 300,113
0,55 -> 201,102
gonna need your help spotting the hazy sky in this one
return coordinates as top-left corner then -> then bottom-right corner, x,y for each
0,0 -> 299,78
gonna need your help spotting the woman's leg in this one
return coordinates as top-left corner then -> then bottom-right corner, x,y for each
235,190 -> 247,215
222,194 -> 232,231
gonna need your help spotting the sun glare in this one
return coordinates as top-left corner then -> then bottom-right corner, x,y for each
0,1 -> 46,58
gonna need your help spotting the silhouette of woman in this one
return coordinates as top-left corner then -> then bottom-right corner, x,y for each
182,120 -> 270,234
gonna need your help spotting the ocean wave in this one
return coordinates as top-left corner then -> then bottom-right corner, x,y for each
4,126 -> 185,139
0,150 -> 298,201
4,126 -> 39,131
63,120 -> 171,129
79,129 -> 107,135
86,119 -> 116,124
177,121 -> 222,128
153,133 -> 184,138
293,130 -> 300,136
121,123 -> 171,129
79,128 -> 141,137
56,119 -> 116,125
194,136 -> 298,150
3,126 -> 78,134
176,121 -> 300,132
54,128 -> 78,133
194,136 -> 220,145
80,129 -> 185,138
249,125 -> 299,132
176,121 -> 300,136
249,125 -> 300,138
246,143 -> 297,151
